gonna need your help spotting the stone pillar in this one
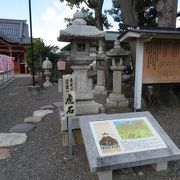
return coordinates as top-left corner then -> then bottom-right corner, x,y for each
107,57 -> 129,108
93,55 -> 107,96
71,65 -> 103,115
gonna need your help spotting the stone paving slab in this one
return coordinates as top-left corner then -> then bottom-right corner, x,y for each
24,116 -> 42,123
33,110 -> 53,118
0,133 -> 27,147
9,123 -> 35,133
0,148 -> 11,160
40,105 -> 55,110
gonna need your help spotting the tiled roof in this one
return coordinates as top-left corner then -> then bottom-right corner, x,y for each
105,31 -> 120,41
0,19 -> 31,44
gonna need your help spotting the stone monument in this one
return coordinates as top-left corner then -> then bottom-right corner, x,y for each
42,57 -> 52,87
58,11 -> 106,116
106,39 -> 129,108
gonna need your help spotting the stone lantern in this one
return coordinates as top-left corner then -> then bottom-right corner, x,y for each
42,57 -> 52,87
106,39 -> 129,108
58,11 -> 105,115
93,46 -> 107,96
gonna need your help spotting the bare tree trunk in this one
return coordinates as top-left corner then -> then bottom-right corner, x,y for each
94,0 -> 104,30
156,0 -> 177,28
87,0 -> 104,30
117,0 -> 138,26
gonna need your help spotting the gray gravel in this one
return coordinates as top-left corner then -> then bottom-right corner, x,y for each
0,77 -> 180,180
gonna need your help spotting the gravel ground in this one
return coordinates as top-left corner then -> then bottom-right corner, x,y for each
0,77 -> 180,180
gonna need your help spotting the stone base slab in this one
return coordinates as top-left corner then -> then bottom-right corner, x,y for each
93,86 -> 107,96
109,93 -> 126,102
76,100 -> 104,116
43,80 -> 53,87
107,97 -> 129,108
61,129 -> 83,146
28,85 -> 41,95
60,115 -> 80,131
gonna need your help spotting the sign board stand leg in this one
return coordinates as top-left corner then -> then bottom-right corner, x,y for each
151,161 -> 168,171
97,171 -> 112,180
67,117 -> 73,158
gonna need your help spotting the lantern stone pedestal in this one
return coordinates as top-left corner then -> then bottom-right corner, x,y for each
27,85 -> 41,95
106,40 -> 129,109
93,54 -> 107,96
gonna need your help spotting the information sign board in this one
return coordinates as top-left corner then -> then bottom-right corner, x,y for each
143,39 -> 180,84
90,117 -> 167,157
63,75 -> 76,117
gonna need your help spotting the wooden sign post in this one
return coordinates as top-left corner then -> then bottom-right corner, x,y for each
63,74 -> 76,158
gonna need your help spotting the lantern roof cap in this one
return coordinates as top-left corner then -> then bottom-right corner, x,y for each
42,57 -> 52,69
106,39 -> 129,57
58,11 -> 105,42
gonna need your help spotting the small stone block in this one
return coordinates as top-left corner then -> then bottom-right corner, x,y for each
33,110 -> 53,118
0,148 -> 11,160
151,162 -> 168,171
24,116 -> 42,123
9,123 -> 35,133
97,171 -> 112,180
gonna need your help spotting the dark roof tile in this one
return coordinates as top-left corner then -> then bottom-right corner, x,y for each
0,19 -> 31,44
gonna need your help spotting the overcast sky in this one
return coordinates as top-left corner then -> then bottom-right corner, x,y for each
0,0 -> 179,49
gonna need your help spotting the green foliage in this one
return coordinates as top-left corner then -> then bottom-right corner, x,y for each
134,0 -> 158,27
64,7 -> 112,29
26,38 -> 44,70
105,0 -> 122,24
26,38 -> 61,72
60,0 -> 84,8
60,0 -> 111,29
106,0 -> 158,30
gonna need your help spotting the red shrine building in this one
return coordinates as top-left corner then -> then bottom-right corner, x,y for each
0,19 -> 30,74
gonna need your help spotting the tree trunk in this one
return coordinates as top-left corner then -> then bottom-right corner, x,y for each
156,0 -> 177,28
117,0 -> 138,26
94,0 -> 104,30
